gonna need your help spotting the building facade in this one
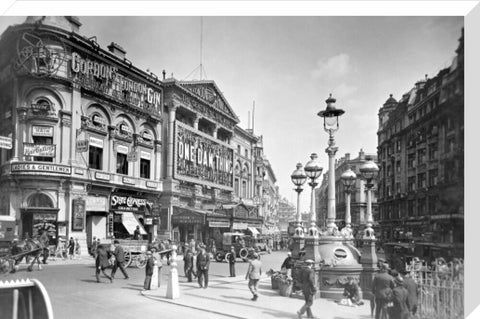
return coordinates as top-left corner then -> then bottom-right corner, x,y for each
376,29 -> 464,259
0,17 -> 164,252
0,16 -> 281,252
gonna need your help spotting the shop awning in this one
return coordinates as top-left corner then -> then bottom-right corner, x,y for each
247,227 -> 260,235
121,212 -> 147,235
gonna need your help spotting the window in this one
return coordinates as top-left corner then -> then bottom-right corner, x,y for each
418,199 -> 426,217
417,149 -> 426,165
140,158 -> 150,179
408,177 -> 416,192
237,145 -> 241,154
89,146 -> 103,170
417,173 -> 426,189
245,149 -> 248,158
242,181 -> 247,198
428,196 -> 438,214
396,160 -> 401,173
428,169 -> 438,186
234,178 -> 239,195
408,200 -> 415,217
32,136 -> 53,162
396,141 -> 401,152
407,154 -> 416,168
428,144 -> 438,160
116,153 -> 128,175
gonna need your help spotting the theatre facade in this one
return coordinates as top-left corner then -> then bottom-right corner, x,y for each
0,17 -> 164,251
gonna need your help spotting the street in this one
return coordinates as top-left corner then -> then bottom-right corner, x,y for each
1,251 -> 371,319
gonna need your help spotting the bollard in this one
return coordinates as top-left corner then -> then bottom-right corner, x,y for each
150,262 -> 159,290
166,245 -> 179,299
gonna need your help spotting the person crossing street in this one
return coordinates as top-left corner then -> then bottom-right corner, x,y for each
110,240 -> 129,280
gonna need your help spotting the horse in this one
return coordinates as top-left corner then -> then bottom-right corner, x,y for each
9,235 -> 48,273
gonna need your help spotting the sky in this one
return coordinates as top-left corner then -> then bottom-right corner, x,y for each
0,15 -> 464,210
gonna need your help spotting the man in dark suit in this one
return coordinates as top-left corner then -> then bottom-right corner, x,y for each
95,245 -> 113,283
183,244 -> 195,282
227,246 -> 236,277
372,263 -> 395,319
196,245 -> 210,288
402,270 -> 418,316
143,250 -> 155,290
110,240 -> 129,280
296,259 -> 317,319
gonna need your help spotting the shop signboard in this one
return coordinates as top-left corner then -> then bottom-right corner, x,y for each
208,221 -> 230,228
232,222 -> 248,230
32,126 -> 54,137
0,136 -> 12,150
72,199 -> 86,231
127,150 -> 138,162
11,162 -> 71,175
24,143 -> 56,157
86,196 -> 107,211
110,193 -> 153,213
174,121 -> 234,191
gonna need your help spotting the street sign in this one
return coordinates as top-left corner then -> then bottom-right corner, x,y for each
127,150 -> 138,162
76,139 -> 89,152
0,136 -> 12,150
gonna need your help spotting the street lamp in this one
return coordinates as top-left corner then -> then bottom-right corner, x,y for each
340,166 -> 356,239
318,94 -> 345,234
359,156 -> 379,239
304,153 -> 323,237
291,163 -> 307,237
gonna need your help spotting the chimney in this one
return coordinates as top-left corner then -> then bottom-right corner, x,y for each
107,42 -> 126,59
345,153 -> 350,161
359,148 -> 365,160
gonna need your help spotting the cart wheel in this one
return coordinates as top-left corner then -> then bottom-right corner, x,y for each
124,249 -> 132,268
135,253 -> 147,269
239,248 -> 248,259
215,252 -> 224,262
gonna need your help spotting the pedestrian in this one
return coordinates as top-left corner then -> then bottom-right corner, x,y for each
67,237 -> 75,260
39,230 -> 50,264
184,244 -> 195,282
227,246 -> 236,277
90,236 -> 97,257
390,275 -> 410,319
402,270 -> 418,317
296,259 -> 317,318
245,253 -> 262,301
133,225 -> 141,240
143,250 -> 155,290
196,245 -> 210,288
371,261 -> 395,319
95,244 -> 113,283
281,251 -> 294,276
110,240 -> 129,280
75,238 -> 81,259
343,276 -> 364,306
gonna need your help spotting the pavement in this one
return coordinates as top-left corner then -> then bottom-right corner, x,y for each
141,272 -> 372,319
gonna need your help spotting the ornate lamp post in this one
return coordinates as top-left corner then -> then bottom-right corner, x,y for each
359,156 -> 379,239
290,163 -> 307,258
340,167 -> 356,239
304,153 -> 323,237
318,94 -> 345,235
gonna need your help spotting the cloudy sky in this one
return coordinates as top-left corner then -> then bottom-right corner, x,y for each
0,15 -> 464,209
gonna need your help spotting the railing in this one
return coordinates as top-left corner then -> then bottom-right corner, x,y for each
408,264 -> 463,319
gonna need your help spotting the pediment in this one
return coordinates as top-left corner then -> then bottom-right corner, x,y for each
178,80 -> 239,122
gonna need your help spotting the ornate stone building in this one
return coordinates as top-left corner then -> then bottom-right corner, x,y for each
376,29 -> 464,260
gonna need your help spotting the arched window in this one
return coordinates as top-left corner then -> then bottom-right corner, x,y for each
28,193 -> 54,208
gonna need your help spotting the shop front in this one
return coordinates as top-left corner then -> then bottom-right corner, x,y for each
206,209 -> 232,248
172,206 -> 206,244
20,193 -> 60,246
109,192 -> 150,240
85,195 -> 109,244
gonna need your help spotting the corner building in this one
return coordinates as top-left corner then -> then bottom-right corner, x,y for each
0,17 -> 164,251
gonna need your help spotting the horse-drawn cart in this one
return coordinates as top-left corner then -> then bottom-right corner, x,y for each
109,239 -> 149,269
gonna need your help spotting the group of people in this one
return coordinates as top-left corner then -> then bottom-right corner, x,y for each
182,243 -> 212,288
94,239 -> 130,283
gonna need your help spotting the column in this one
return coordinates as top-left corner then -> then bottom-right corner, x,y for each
14,107 -> 28,161
166,104 -> 178,180
154,140 -> 162,180
326,146 -> 338,234
60,110 -> 72,165
69,83 -> 82,166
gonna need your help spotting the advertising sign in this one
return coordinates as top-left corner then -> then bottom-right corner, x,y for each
110,193 -> 153,213
127,150 -> 138,162
76,139 -> 89,153
86,196 -> 108,211
72,199 -> 86,231
11,162 -> 71,175
0,136 -> 12,150
32,126 -> 54,137
24,143 -> 56,157
174,121 -> 234,190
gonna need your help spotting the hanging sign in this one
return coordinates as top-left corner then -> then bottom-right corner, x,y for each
24,143 -> 56,157
72,199 -> 86,231
0,136 -> 12,150
76,139 -> 89,153
32,126 -> 53,137
127,150 -> 138,162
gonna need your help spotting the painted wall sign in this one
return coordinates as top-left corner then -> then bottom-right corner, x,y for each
116,144 -> 129,154
174,121 -> 233,190
70,52 -> 162,115
122,177 -> 136,185
24,143 -> 56,157
72,199 -> 86,231
11,162 -> 71,175
89,136 -> 104,148
110,193 -> 153,213
86,196 -> 107,211
140,150 -> 151,160
32,126 -> 54,137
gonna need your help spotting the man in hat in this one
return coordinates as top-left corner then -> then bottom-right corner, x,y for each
183,243 -> 195,282
227,246 -> 236,277
95,244 -> 113,283
401,270 -> 418,317
281,251 -> 294,276
297,259 -> 317,318
143,250 -> 155,290
111,240 -> 129,280
372,262 -> 395,319
343,276 -> 363,306
245,253 -> 262,301
390,275 -> 410,319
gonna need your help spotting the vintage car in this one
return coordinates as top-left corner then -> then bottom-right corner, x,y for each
214,232 -> 255,262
